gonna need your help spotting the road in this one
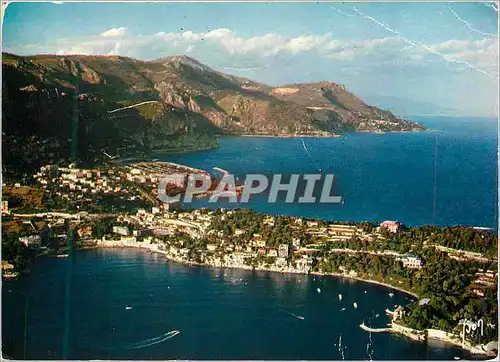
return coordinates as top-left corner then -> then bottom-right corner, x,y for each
108,101 -> 159,114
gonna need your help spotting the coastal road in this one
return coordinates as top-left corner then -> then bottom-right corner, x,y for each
108,101 -> 159,114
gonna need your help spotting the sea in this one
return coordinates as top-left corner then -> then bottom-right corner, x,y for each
166,115 -> 498,230
2,116 -> 497,360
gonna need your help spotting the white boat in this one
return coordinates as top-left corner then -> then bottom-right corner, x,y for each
353,302 -> 358,309
341,307 -> 346,311
317,288 -> 321,293
389,292 -> 394,297
56,254 -> 69,258
338,294 -> 343,300
125,306 -> 132,310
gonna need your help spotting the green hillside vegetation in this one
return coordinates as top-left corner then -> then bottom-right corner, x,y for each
2,52 -> 425,180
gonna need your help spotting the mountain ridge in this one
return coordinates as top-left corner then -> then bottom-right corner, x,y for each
2,52 -> 425,178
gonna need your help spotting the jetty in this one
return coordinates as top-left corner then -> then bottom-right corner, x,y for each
359,322 -> 392,333
213,167 -> 230,176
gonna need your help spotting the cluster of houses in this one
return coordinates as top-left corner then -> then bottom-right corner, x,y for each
470,270 -> 497,297
4,210 -> 98,255
102,208 -> 318,272
33,162 -> 208,209
100,206 -> 423,274
35,165 -> 127,197
112,207 -> 210,241
124,162 -> 208,185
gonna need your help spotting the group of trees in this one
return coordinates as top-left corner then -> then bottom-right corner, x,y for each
207,209 -> 298,248
315,253 -> 411,289
400,249 -> 497,341
1,233 -> 35,271
427,226 -> 497,257
91,217 -> 114,239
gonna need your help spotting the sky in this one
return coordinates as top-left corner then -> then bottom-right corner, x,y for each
2,2 -> 499,116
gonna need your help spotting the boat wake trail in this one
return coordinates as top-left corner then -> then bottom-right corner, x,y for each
366,330 -> 374,361
125,330 -> 180,349
280,308 -> 305,320
337,334 -> 347,360
300,139 -> 322,172
301,139 -> 312,157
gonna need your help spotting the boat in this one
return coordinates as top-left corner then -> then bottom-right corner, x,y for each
125,306 -> 132,310
341,307 -> 346,311
56,254 -> 69,258
353,302 -> 358,309
364,290 -> 367,294
317,288 -> 321,293
338,294 -> 343,300
389,292 -> 394,297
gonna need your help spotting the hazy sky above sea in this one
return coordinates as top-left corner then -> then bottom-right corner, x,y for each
2,2 -> 498,116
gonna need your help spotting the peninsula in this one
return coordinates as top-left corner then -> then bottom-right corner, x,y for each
2,52 -> 424,180
1,161 -> 497,357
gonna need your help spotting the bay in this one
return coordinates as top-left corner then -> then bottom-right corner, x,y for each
3,248 -> 469,360
3,116 -> 496,360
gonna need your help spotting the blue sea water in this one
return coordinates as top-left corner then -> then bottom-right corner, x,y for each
165,116 -> 498,229
2,116 -> 497,360
3,249 -> 470,360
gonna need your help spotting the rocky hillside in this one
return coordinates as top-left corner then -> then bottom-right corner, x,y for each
2,52 -> 424,177
269,82 -> 423,132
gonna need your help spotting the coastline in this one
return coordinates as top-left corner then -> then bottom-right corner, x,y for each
9,242 -> 494,357
310,271 -> 419,298
236,134 -> 342,138
89,242 -> 492,356
110,130 -> 433,165
111,144 -> 219,165
91,241 -> 417,297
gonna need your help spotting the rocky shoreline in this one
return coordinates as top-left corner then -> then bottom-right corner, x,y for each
237,133 -> 342,138
94,239 -> 415,293
91,241 -> 494,357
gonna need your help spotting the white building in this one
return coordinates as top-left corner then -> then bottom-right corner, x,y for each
19,235 -> 41,248
397,254 -> 423,269
207,244 -> 218,251
267,249 -> 278,257
380,220 -> 402,233
278,244 -> 289,258
234,229 -> 246,236
113,225 -> 130,236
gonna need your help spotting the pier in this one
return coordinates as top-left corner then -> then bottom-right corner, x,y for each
359,322 -> 392,333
